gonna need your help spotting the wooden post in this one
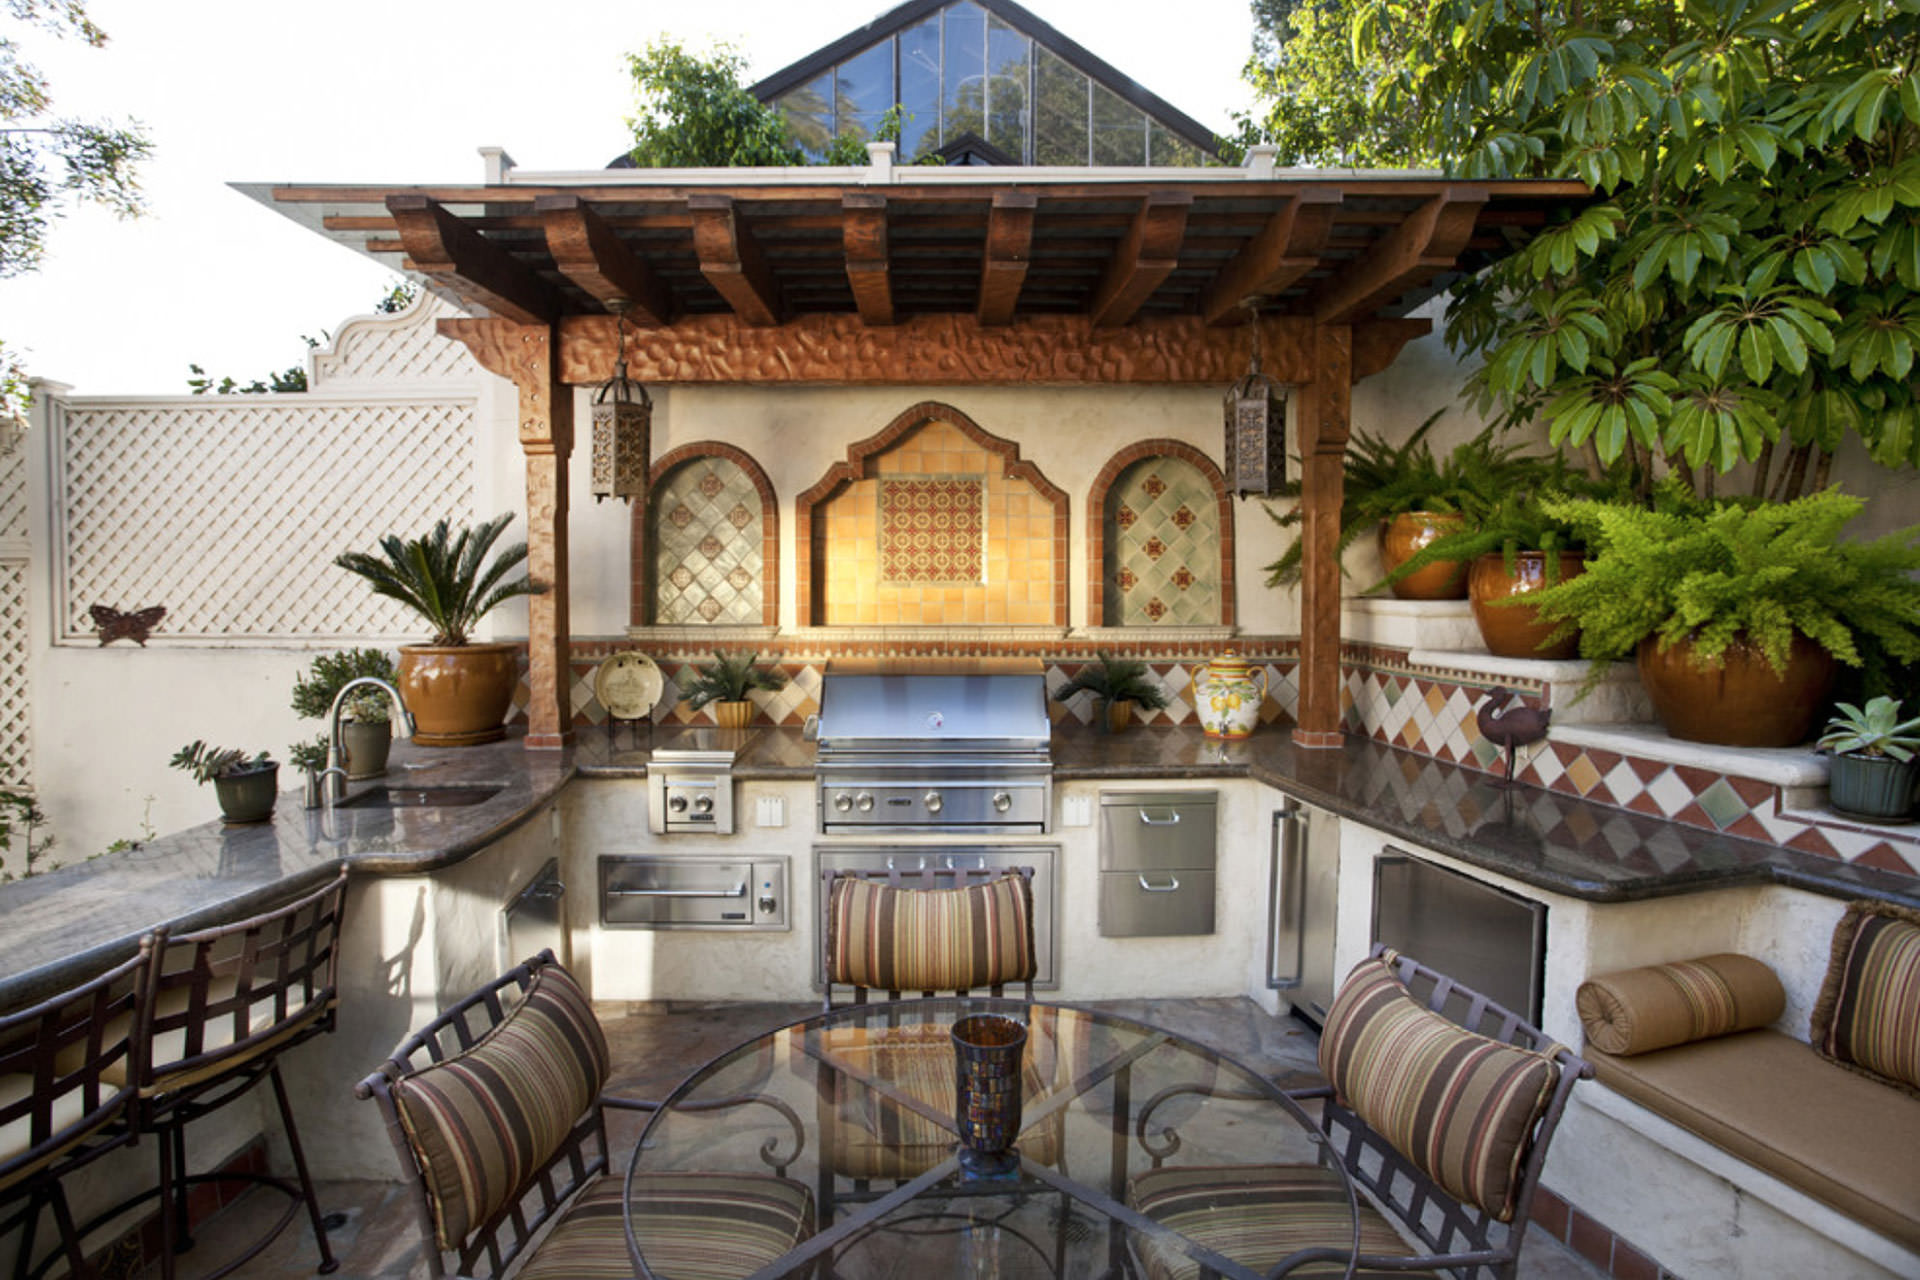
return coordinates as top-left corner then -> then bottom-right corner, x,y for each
1294,325 -> 1352,748
504,324 -> 574,749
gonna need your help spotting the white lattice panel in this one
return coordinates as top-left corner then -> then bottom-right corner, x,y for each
0,561 -> 28,783
309,294 -> 477,388
57,397 -> 475,640
0,423 -> 25,543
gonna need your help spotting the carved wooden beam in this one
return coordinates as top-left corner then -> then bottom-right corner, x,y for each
1352,319 -> 1434,380
1089,192 -> 1193,328
689,194 -> 780,326
842,192 -> 894,327
1200,190 -> 1342,326
387,194 -> 561,325
1312,188 -> 1489,325
978,191 -> 1036,326
535,193 -> 673,324
1295,324 -> 1353,748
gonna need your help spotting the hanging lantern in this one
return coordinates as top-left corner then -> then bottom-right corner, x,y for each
1223,315 -> 1288,498
590,304 -> 651,506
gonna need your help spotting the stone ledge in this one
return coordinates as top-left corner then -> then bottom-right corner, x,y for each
1552,721 -> 1829,789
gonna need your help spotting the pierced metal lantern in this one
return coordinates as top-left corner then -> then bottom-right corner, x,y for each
1223,328 -> 1288,498
590,314 -> 651,506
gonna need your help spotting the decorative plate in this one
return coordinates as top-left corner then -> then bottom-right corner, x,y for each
594,652 -> 663,721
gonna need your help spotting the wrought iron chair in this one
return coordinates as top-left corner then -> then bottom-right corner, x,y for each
0,943 -> 151,1280
357,949 -> 813,1280
1127,944 -> 1592,1280
128,868 -> 349,1280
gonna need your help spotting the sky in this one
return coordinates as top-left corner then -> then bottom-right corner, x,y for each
2,0 -> 1262,396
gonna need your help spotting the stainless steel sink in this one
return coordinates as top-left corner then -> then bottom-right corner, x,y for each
338,785 -> 502,809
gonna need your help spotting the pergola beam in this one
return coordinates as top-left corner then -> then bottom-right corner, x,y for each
689,194 -> 781,326
536,194 -> 673,323
1312,188 -> 1489,325
978,191 -> 1036,326
1089,192 -> 1192,328
387,194 -> 561,325
1200,190 -> 1342,326
842,193 -> 894,327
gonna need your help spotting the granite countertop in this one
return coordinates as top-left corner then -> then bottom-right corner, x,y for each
6,721 -> 1914,1010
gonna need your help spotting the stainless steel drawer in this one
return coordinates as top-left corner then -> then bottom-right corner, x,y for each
1098,790 -> 1217,871
1099,868 -> 1216,937
599,856 -> 788,930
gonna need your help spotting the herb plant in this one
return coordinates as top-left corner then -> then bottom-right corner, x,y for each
286,736 -> 330,773
334,514 -> 546,647
679,650 -> 787,710
291,648 -> 399,723
1817,698 -> 1920,763
169,741 -> 273,785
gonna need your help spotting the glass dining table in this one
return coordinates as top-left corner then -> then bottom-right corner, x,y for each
623,997 -> 1360,1279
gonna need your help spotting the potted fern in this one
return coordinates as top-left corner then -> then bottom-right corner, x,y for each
1816,697 -> 1920,822
1054,652 -> 1170,732
679,650 -> 786,729
171,741 -> 278,825
334,514 -> 546,746
291,648 -> 400,778
1527,486 -> 1920,747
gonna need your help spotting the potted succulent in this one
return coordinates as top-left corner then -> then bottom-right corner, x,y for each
287,736 -> 330,810
171,741 -> 279,825
679,650 -> 786,728
334,514 -> 546,746
291,648 -> 400,779
1527,485 -> 1920,747
1816,697 -> 1920,822
1054,651 -> 1171,732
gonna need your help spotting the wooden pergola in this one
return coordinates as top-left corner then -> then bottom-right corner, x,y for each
251,162 -> 1590,749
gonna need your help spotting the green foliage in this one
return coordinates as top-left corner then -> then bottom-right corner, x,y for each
678,650 -> 787,710
1817,696 -> 1920,762
0,757 -> 56,881
290,648 -> 399,723
1525,486 -> 1920,684
169,740 -> 272,785
334,513 -> 546,647
1053,652 -> 1171,711
626,40 -> 804,168
1246,0 -> 1920,491
286,735 -> 330,773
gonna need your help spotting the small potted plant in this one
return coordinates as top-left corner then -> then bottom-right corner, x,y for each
171,740 -> 279,825
679,650 -> 786,728
291,648 -> 400,779
334,514 -> 546,746
1816,697 -> 1920,821
287,736 -> 330,810
1054,652 -> 1170,732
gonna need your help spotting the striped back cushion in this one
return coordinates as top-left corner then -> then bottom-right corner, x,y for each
827,874 -> 1035,994
391,965 -> 610,1250
1811,900 -> 1920,1097
1318,953 -> 1560,1221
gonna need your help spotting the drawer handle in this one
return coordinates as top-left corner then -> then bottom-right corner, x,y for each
609,883 -> 746,899
1137,875 -> 1181,893
1137,810 -> 1183,826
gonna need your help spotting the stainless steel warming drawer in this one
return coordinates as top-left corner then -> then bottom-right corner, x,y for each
599,855 -> 789,930
1098,790 -> 1217,937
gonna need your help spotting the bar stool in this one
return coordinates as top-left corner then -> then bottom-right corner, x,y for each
130,869 -> 349,1279
0,943 -> 151,1280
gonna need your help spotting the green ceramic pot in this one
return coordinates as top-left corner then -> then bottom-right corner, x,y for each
213,763 -> 279,825
1827,753 -> 1919,823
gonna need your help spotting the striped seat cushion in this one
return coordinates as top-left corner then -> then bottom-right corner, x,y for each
826,874 -> 1035,994
1318,952 -> 1560,1221
516,1172 -> 814,1280
1128,1164 -> 1439,1280
391,965 -> 610,1250
1811,900 -> 1920,1096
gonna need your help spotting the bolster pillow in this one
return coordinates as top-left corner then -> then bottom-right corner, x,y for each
1577,953 -> 1785,1056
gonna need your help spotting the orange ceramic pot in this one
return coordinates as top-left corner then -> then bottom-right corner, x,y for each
1379,512 -> 1470,600
713,699 -> 754,729
1468,551 -> 1586,660
397,643 -> 518,746
1635,631 -> 1836,748
1104,699 -> 1134,733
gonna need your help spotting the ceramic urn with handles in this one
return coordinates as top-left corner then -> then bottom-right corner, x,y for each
1193,655 -> 1267,739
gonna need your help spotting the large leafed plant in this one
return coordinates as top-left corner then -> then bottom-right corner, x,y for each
334,514 -> 546,647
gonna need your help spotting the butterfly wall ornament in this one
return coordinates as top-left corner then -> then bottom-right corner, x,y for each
90,604 -> 167,646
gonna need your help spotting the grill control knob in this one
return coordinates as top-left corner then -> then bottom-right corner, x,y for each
757,894 -> 777,914
833,792 -> 853,813
924,791 -> 943,814
855,792 -> 875,813
668,795 -> 689,814
692,794 -> 714,814
992,791 -> 1012,813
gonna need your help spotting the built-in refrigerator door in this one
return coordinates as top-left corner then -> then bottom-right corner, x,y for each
1268,799 -> 1340,1024
1372,851 -> 1547,1026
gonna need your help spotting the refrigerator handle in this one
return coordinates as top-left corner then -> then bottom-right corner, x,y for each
1269,802 -> 1305,989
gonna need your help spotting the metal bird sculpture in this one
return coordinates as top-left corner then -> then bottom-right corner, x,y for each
1476,686 -> 1551,785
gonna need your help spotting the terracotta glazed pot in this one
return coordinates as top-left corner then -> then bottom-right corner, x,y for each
397,643 -> 519,747
1469,551 -> 1586,660
1635,631 -> 1836,748
1104,699 -> 1134,734
1379,511 -> 1470,600
713,699 -> 754,730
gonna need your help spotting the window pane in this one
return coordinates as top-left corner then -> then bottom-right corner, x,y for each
985,16 -> 1029,160
1091,82 -> 1144,165
1033,46 -> 1088,165
899,16 -> 942,159
1149,122 -> 1205,167
778,74 -> 833,159
835,40 -> 895,144
943,0 -> 987,143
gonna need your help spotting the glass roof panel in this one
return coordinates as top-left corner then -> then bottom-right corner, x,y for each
899,18 -> 942,160
777,72 -> 834,159
1033,45 -> 1088,166
835,40 -> 895,145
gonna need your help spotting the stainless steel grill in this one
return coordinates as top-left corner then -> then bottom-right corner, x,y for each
815,670 -> 1052,833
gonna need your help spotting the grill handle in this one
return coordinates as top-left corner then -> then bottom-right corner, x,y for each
608,883 -> 747,900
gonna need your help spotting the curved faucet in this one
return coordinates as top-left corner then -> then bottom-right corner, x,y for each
324,678 -> 415,808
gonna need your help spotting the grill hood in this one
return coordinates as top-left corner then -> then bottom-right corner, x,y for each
816,672 -> 1050,754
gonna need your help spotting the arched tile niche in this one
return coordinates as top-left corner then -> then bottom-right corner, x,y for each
632,444 -> 779,627
1088,441 -> 1234,627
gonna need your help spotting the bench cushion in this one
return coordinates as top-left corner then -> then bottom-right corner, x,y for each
1586,1028 -> 1920,1252
1810,899 -> 1920,1097
1577,953 -> 1784,1055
